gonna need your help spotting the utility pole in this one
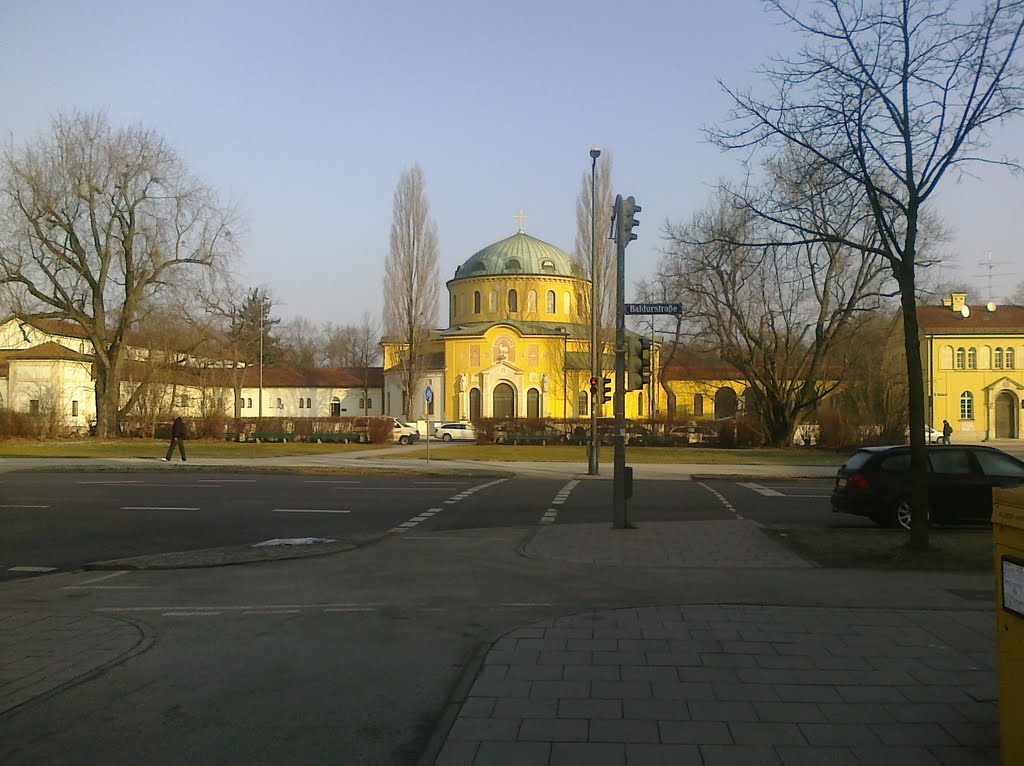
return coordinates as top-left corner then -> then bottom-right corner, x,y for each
611,194 -> 641,529
588,147 -> 602,475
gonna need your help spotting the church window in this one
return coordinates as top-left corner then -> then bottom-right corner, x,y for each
489,291 -> 497,312
247,398 -> 252,408
693,393 -> 704,416
546,290 -> 556,313
527,388 -> 540,418
967,348 -> 977,369
541,259 -> 555,272
470,344 -> 480,366
995,348 -> 1004,369
508,289 -> 518,312
72,400 -> 79,417
638,392 -> 645,418
527,290 -> 537,312
505,259 -> 522,272
276,397 -> 283,409
299,398 -> 304,409
939,345 -> 953,369
306,397 -> 312,409
960,390 -> 974,420
1007,348 -> 1016,369
578,391 -> 589,417
955,348 -> 965,369
471,262 -> 486,274
473,291 -> 481,314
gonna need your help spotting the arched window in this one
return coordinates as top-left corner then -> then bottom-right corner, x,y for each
299,398 -> 304,409
276,398 -> 283,409
505,258 -> 522,272
638,392 -> 645,418
546,290 -> 556,313
939,346 -> 953,369
955,348 -> 965,369
239,397 -> 245,410
527,388 -> 540,418
248,398 -> 252,408
693,393 -> 704,416
527,290 -> 537,313
306,397 -> 311,409
578,391 -> 589,417
1007,348 -> 1016,369
995,347 -> 1004,369
508,289 -> 518,312
473,291 -> 481,314
967,348 -> 977,369
960,390 -> 974,420
470,388 -> 482,420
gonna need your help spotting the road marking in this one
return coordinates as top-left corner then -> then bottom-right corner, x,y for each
539,479 -> 579,525
0,504 -> 49,509
78,571 -> 129,585
540,509 -> 557,524
120,506 -> 199,511
78,480 -> 144,485
96,602 -> 383,613
163,611 -> 222,617
738,482 -> 784,496
323,607 -> 377,613
9,566 -> 57,573
272,508 -> 351,514
241,609 -> 301,616
698,481 -> 744,519
198,479 -> 257,483
390,478 -> 508,534
304,480 -> 358,484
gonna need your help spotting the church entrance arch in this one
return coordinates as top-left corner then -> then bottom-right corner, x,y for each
995,390 -> 1017,438
493,383 -> 516,419
714,387 -> 738,419
469,388 -> 482,421
527,388 -> 540,418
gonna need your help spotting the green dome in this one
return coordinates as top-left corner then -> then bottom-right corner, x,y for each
453,231 -> 584,281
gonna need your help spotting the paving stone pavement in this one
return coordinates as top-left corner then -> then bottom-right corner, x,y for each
0,611 -> 148,717
433,604 -> 998,766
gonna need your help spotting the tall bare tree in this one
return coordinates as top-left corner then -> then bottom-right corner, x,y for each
708,0 -> 1024,548
278,316 -> 326,368
573,152 -> 616,336
382,165 -> 439,418
0,111 -> 239,436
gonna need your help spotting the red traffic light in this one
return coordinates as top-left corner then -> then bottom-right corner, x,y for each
590,376 -> 598,386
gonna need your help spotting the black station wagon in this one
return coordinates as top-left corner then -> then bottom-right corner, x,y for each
831,444 -> 1024,529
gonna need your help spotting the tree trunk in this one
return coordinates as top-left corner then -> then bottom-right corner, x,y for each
93,366 -> 120,438
900,281 -> 930,551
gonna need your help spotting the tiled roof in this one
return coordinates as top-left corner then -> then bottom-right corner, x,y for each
3,342 -> 94,361
917,304 -> 1024,334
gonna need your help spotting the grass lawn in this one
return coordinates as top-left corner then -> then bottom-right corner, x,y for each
0,438 -> 391,459
765,527 -> 993,570
400,444 -> 847,465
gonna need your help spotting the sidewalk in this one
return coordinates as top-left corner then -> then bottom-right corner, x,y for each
431,520 -> 998,766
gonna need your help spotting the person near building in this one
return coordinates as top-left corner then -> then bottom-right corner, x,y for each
163,416 -> 187,462
942,419 -> 953,445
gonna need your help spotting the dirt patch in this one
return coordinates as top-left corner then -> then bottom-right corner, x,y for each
764,527 -> 993,570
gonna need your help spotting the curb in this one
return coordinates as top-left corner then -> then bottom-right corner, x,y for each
84,539 -> 364,570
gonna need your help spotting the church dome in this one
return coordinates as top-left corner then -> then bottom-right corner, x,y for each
453,231 -> 584,281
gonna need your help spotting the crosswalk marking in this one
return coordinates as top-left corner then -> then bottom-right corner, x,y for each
738,482 -> 783,496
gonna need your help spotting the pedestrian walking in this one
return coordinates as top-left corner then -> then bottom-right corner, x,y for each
942,419 -> 953,445
163,416 -> 187,462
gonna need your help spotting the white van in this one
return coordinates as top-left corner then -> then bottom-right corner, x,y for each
392,419 -> 421,445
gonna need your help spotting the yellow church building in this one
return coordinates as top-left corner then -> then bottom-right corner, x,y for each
382,225 -> 657,424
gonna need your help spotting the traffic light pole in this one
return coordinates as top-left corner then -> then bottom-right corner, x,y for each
612,213 -> 628,529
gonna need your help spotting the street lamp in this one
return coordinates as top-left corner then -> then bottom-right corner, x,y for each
588,147 -> 601,475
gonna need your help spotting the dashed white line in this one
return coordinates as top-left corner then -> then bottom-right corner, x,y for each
739,482 -> 783,497
9,566 -> 57,573
0,504 -> 49,509
699,481 -> 744,519
539,479 -> 580,525
390,478 -> 508,534
120,506 -> 199,511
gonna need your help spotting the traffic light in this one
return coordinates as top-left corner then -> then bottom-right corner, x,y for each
589,376 -> 598,396
600,377 -> 612,405
614,194 -> 642,245
626,335 -> 654,391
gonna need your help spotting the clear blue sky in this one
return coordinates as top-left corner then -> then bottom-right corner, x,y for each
2,0 -> 1021,325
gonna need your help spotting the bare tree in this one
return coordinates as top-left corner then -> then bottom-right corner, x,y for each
0,111 -> 239,436
573,152 -> 616,336
382,165 -> 439,418
662,162 -> 887,445
278,316 -> 326,368
708,0 -> 1024,549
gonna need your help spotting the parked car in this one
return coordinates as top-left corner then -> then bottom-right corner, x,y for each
830,444 -> 1024,529
392,419 -> 420,445
667,424 -> 719,446
433,422 -> 477,442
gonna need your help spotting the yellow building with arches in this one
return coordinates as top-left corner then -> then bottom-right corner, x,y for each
382,226 -> 657,424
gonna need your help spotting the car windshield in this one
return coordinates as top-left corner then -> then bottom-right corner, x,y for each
974,450 -> 1024,478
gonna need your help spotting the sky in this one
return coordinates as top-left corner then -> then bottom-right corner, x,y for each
2,0 -> 1022,327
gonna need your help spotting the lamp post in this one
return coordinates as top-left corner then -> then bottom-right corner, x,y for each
588,147 -> 601,475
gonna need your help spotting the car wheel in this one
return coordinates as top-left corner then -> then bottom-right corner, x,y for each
892,496 -> 929,530
442,433 -> 452,442
399,435 -> 410,445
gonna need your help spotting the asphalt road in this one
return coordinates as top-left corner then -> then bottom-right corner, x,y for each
2,472 -> 870,580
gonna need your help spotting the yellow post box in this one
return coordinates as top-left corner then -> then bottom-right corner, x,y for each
993,486 -> 1024,766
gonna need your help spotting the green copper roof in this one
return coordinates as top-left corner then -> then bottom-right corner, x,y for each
453,231 -> 584,281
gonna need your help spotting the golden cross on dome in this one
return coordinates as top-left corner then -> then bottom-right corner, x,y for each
513,209 -> 528,233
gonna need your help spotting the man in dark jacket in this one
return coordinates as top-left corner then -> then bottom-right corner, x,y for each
164,416 -> 187,462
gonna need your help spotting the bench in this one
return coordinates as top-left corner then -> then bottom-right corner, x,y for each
312,432 -> 362,444
251,432 -> 294,443
498,433 -> 564,446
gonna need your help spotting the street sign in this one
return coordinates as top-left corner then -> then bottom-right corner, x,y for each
624,303 -> 682,315
424,385 -> 433,404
